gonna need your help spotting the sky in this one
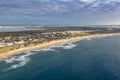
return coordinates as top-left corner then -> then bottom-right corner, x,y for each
0,0 -> 120,25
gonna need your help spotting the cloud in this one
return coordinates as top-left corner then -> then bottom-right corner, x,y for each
33,0 -> 50,2
59,0 -> 73,2
105,0 -> 120,3
79,0 -> 96,3
0,0 -> 120,19
91,2 -> 99,7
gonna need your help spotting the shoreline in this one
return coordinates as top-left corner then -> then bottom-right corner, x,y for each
0,33 -> 120,58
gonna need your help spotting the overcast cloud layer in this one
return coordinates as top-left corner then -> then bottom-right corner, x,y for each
0,0 -> 120,25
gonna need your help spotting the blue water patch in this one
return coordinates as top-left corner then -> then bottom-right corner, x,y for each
0,35 -> 120,80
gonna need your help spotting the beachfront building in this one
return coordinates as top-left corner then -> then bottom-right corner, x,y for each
0,42 -> 6,47
0,31 -> 74,48
0,41 -> 14,47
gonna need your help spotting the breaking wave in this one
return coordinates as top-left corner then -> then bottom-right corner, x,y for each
52,42 -> 77,49
33,47 -> 55,52
85,35 -> 111,41
1,51 -> 32,71
0,41 -> 78,71
32,41 -> 78,52
1,47 -> 56,71
4,58 -> 30,71
85,38 -> 92,40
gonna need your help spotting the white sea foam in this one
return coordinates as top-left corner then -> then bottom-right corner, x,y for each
30,41 -> 78,54
85,36 -> 104,40
62,43 -> 77,49
0,47 -> 56,71
86,38 -> 92,40
1,41 -> 78,71
1,35 -> 117,71
4,57 -> 30,71
51,42 -> 77,49
32,47 -> 55,52
1,51 -> 32,71
96,36 -> 102,38
32,41 -> 78,52
39,47 -> 55,51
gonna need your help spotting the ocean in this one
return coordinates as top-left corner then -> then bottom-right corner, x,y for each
0,35 -> 120,80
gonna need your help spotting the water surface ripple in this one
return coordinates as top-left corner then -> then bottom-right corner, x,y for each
0,35 -> 120,80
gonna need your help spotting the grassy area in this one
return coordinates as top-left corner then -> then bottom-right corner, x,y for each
0,45 -> 20,54
0,32 -> 119,54
0,32 -> 96,54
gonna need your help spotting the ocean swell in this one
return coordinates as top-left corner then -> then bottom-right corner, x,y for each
0,41 -> 78,71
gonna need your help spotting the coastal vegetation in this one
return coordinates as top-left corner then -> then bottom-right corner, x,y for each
0,27 -> 120,54
0,45 -> 19,54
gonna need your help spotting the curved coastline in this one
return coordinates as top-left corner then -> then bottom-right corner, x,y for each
0,33 -> 120,58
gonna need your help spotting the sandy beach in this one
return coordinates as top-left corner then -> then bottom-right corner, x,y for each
0,33 -> 120,58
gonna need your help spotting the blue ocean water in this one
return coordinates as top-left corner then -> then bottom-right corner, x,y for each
0,35 -> 120,80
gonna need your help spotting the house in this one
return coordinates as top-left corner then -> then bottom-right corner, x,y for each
0,38 -> 3,41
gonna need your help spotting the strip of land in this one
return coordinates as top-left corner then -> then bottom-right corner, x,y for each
0,33 -> 120,58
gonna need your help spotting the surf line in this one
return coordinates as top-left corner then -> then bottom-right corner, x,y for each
0,33 -> 120,59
